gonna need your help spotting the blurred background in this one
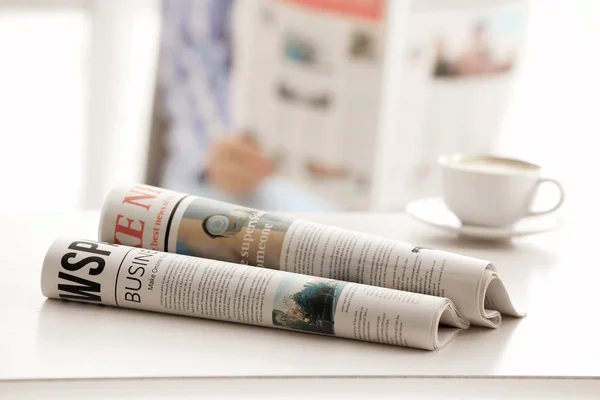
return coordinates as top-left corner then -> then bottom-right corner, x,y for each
0,0 -> 597,214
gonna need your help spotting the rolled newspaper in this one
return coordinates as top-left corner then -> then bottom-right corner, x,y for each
99,184 -> 524,328
41,238 -> 469,350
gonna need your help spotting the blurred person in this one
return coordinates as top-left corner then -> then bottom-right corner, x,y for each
456,22 -> 518,75
434,22 -> 519,78
456,22 -> 493,76
157,0 -> 336,211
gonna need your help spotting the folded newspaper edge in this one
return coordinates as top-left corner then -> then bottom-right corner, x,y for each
98,183 -> 525,328
41,238 -> 469,351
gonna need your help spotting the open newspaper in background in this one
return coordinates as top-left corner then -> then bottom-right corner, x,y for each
41,238 -> 468,351
99,184 -> 525,328
233,0 -> 528,210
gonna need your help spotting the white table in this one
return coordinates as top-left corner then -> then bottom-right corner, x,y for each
2,211 -> 599,398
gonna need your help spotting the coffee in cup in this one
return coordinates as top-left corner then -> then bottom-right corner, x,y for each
438,154 -> 565,227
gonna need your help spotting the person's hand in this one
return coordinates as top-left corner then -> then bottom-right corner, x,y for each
205,135 -> 275,196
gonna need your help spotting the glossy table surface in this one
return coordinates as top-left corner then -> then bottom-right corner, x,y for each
1,210 -> 599,382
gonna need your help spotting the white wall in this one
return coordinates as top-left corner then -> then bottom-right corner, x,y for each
83,0 -> 161,209
496,0 -> 600,214
0,0 -> 160,211
0,6 -> 87,211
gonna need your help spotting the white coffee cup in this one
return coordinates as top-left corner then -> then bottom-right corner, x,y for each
438,154 -> 565,227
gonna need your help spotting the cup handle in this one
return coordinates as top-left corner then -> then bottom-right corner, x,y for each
527,178 -> 565,217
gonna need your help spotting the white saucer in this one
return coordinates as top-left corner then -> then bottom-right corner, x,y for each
406,197 -> 563,240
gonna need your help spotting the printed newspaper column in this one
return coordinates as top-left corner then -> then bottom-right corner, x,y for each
99,184 -> 524,328
41,238 -> 469,350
